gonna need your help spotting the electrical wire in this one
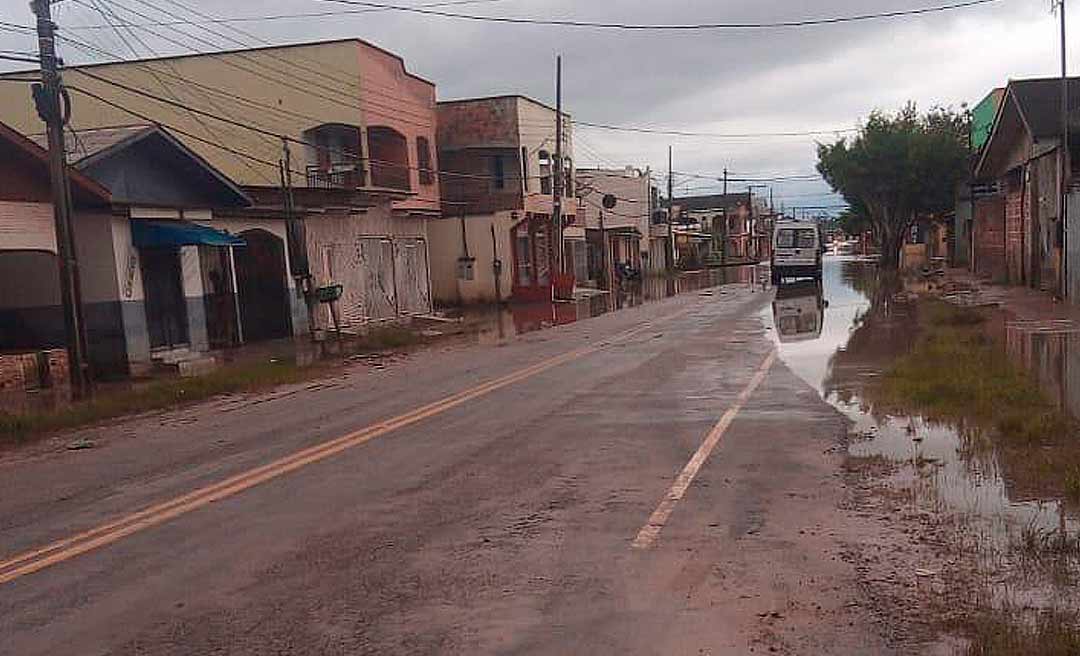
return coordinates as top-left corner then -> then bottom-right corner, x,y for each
311,0 -> 1002,30
64,0 -> 508,29
577,121 -> 857,139
71,0 -> 435,128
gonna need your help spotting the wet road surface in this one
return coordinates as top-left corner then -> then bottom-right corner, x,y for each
1,261 -> 901,655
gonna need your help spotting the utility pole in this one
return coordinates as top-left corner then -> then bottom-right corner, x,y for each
720,168 -> 729,265
280,139 -> 314,335
33,0 -> 89,398
1058,0 -> 1067,300
553,55 -> 564,275
667,145 -> 674,269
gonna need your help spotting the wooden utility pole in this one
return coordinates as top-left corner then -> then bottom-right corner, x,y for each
667,146 -> 674,269
280,139 -> 315,334
1059,0 -> 1070,299
32,0 -> 89,397
553,55 -> 564,273
721,168 -> 729,265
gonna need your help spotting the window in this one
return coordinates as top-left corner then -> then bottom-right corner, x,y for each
521,147 -> 530,192
539,150 -> 552,195
777,228 -> 816,249
563,157 -> 573,197
493,155 -> 506,190
417,136 -> 433,185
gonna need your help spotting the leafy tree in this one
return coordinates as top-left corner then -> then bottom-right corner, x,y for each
816,103 -> 969,269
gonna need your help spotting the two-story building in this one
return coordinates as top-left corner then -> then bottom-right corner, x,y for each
429,95 -> 575,304
575,167 -> 655,288
672,193 -> 754,264
0,38 -> 441,331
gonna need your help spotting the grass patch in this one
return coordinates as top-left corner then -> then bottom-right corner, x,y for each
869,300 -> 1079,502
876,301 -> 1068,443
0,324 -> 433,446
0,359 -> 313,445
361,326 -> 421,350
960,609 -> 1080,656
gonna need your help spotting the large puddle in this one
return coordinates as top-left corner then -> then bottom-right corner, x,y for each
766,257 -> 1080,611
464,265 -> 764,344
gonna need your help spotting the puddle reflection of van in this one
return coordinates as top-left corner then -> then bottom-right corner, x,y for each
772,220 -> 823,285
772,282 -> 826,343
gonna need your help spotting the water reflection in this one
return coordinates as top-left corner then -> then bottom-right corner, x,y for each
766,257 -> 1076,560
772,281 -> 825,343
467,265 -> 764,344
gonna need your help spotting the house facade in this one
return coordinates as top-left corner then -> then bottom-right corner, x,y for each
0,120 -> 314,377
671,193 -> 755,266
974,78 -> 1080,296
575,167 -> 656,288
0,122 -> 111,389
0,39 -> 440,330
428,95 -> 575,304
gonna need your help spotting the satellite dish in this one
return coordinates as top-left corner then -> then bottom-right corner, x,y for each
602,194 -> 617,209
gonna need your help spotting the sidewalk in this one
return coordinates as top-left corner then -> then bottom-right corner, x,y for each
938,268 -> 1080,325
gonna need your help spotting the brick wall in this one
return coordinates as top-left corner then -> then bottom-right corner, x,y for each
974,195 -> 1006,281
1005,185 -> 1024,284
0,349 -> 68,391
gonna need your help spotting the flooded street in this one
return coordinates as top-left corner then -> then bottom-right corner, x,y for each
464,265 -> 763,343
769,256 -> 1080,649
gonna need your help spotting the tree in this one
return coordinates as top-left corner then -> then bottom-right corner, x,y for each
816,103 -> 969,269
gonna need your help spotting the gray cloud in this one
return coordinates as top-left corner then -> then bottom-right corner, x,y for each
0,0 -> 1068,213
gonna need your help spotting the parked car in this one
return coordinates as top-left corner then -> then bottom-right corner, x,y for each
771,220 -> 823,285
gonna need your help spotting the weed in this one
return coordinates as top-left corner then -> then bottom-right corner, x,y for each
0,359 -> 310,444
960,608 -> 1080,656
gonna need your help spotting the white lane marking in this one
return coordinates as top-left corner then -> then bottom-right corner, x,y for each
631,350 -> 777,550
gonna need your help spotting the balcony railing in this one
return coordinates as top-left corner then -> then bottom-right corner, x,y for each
306,165 -> 366,190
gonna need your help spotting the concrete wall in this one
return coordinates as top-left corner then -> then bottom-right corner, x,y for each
517,97 -> 574,220
356,40 -> 441,216
428,211 -> 514,305
577,168 -> 651,256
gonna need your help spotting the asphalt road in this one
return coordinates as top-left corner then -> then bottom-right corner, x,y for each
0,278 -> 894,655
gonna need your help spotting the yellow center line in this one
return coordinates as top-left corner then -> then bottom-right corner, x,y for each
631,349 -> 776,550
0,305 -> 695,586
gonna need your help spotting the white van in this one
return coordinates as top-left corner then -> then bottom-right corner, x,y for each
771,220 -> 823,285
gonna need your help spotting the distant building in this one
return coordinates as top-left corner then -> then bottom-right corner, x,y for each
429,95 -> 575,304
576,167 -> 656,288
671,193 -> 763,266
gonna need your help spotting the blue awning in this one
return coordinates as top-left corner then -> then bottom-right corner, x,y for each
131,220 -> 245,248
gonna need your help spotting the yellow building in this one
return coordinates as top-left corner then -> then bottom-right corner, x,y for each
0,38 -> 441,328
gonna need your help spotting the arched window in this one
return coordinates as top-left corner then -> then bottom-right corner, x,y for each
368,126 -> 410,191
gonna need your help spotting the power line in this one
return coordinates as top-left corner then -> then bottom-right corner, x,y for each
62,0 -> 508,29
66,84 -> 302,174
66,0 -> 436,128
311,0 -> 1002,30
80,0 -> 276,182
95,0 -> 437,120
577,121 -> 857,139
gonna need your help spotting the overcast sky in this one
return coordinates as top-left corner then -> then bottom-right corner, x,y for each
0,0 -> 1071,214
